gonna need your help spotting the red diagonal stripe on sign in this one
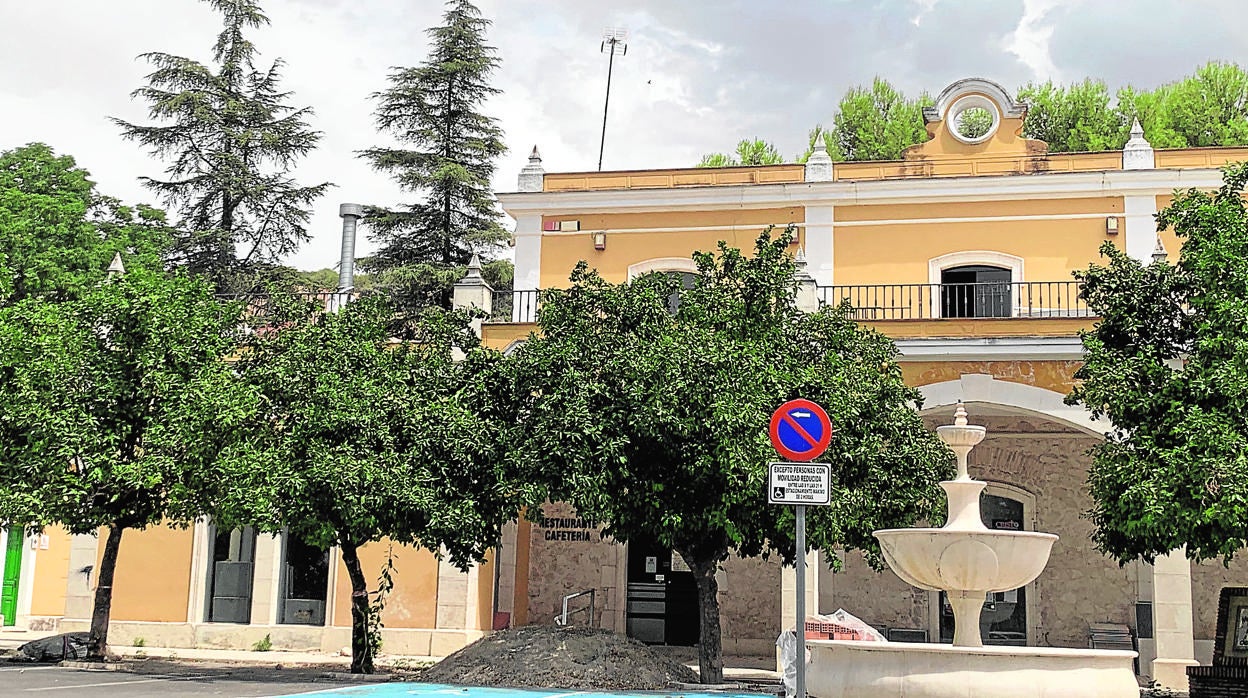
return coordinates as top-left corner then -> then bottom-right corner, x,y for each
780,412 -> 820,449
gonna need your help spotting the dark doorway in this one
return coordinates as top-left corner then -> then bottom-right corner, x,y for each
940,265 -> 1012,318
279,536 -> 329,626
626,538 -> 699,646
939,492 -> 1028,646
206,525 -> 256,623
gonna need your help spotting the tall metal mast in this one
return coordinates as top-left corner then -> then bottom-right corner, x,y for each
597,27 -> 628,171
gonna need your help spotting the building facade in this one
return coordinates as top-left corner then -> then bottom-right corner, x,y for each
2,77 -> 1245,691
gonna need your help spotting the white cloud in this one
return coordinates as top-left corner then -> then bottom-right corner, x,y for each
1003,0 -> 1067,83
0,0 -> 1242,271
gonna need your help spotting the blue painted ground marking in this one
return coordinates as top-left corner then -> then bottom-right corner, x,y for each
280,682 -> 774,698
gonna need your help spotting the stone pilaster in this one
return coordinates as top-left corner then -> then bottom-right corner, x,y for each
803,204 -> 835,287
1151,548 -> 1198,690
778,550 -> 819,669
62,533 -> 99,621
250,532 -> 283,625
1122,119 -> 1155,171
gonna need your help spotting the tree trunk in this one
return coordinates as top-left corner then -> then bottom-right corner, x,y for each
339,538 -> 374,674
686,554 -> 724,685
87,524 -> 124,661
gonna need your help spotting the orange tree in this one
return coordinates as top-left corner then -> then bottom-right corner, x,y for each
504,231 -> 953,683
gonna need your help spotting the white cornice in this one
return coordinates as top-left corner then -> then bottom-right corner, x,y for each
894,335 -> 1085,362
496,167 -> 1225,217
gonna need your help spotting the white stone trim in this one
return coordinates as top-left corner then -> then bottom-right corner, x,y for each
626,257 -> 700,280
16,533 -> 36,625
186,518 -> 211,623
1124,195 -> 1160,264
804,204 -> 835,286
927,251 -> 1024,318
834,212 -> 1120,228
918,373 -> 1105,436
928,251 -> 1024,284
895,336 -> 1085,362
926,77 -> 1027,122
946,93 -> 1001,145
497,168 -> 1226,216
512,215 -> 543,293
537,223 -> 806,237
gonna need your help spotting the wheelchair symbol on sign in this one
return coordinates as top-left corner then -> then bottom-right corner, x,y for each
773,486 -> 786,500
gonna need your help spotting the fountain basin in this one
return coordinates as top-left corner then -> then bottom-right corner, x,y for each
875,528 -> 1057,593
806,640 -> 1138,698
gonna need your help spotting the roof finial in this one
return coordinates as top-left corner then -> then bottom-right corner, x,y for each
106,251 -> 126,277
1130,118 -> 1144,139
528,145 -> 542,163
1152,236 -> 1168,263
465,253 -> 483,280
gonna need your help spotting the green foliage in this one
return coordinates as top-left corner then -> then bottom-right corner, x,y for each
1069,162 -> 1248,564
114,0 -> 331,293
954,107 -> 994,140
222,294 -> 539,671
359,0 -> 508,310
1018,79 -> 1126,152
0,270 -> 248,657
366,547 -> 397,659
796,79 -> 931,163
133,637 -> 145,648
508,230 -> 953,680
252,633 -> 272,652
1119,62 -> 1248,149
0,270 -> 246,534
697,139 -> 784,168
0,143 -> 170,306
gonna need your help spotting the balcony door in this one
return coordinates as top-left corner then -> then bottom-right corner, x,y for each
941,265 -> 1011,318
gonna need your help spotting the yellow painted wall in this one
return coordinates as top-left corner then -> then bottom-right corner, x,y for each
539,208 -> 803,286
513,518 -> 531,626
481,323 -> 536,351
104,524 -> 193,623
1154,147 -> 1248,169
29,526 -> 72,618
331,541 -> 439,630
476,550 -> 494,631
834,197 -> 1122,223
833,215 -> 1112,286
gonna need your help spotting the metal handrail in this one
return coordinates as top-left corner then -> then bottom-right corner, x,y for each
555,588 -> 595,628
817,281 -> 1093,320
489,289 -> 540,323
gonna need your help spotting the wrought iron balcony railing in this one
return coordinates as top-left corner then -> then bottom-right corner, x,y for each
489,289 -> 540,323
817,281 -> 1092,320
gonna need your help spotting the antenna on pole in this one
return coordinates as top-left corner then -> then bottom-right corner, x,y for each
597,27 -> 628,172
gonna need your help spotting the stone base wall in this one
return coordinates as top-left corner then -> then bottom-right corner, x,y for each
56,619 -> 481,657
1191,559 -> 1248,642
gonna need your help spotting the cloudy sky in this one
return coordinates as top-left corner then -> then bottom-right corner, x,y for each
3,0 -> 1246,271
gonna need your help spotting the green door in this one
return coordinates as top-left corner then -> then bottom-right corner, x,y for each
1,529 -> 22,626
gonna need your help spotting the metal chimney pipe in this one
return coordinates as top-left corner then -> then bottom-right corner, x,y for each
338,203 -> 362,290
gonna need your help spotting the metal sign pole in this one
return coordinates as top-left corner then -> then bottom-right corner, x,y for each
796,504 -> 807,698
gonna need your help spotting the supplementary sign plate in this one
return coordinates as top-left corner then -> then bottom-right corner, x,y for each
768,462 -> 831,506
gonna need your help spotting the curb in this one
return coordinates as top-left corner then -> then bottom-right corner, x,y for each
321,672 -> 396,681
59,660 -> 121,671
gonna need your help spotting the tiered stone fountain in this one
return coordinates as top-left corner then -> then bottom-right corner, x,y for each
805,405 -> 1138,698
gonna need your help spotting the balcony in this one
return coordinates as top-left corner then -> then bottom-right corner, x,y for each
490,289 -> 541,323
817,281 -> 1092,320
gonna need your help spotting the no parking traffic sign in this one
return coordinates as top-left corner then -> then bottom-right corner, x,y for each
768,398 -> 832,462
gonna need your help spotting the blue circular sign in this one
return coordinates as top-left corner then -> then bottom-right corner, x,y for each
769,399 -> 833,461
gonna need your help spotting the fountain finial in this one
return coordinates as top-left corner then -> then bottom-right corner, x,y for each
953,401 -> 968,426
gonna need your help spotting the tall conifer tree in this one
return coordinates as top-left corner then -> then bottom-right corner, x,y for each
114,0 -> 330,293
360,0 -> 509,309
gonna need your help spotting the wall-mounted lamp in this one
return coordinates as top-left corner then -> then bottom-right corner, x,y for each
1105,216 -> 1119,235
592,231 -> 607,250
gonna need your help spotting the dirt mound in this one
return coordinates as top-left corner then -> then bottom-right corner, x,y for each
420,625 -> 700,690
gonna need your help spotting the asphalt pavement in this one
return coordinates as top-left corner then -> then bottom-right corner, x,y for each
0,664 -> 330,696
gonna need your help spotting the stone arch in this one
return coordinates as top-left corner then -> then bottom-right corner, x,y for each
917,373 -> 1104,436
